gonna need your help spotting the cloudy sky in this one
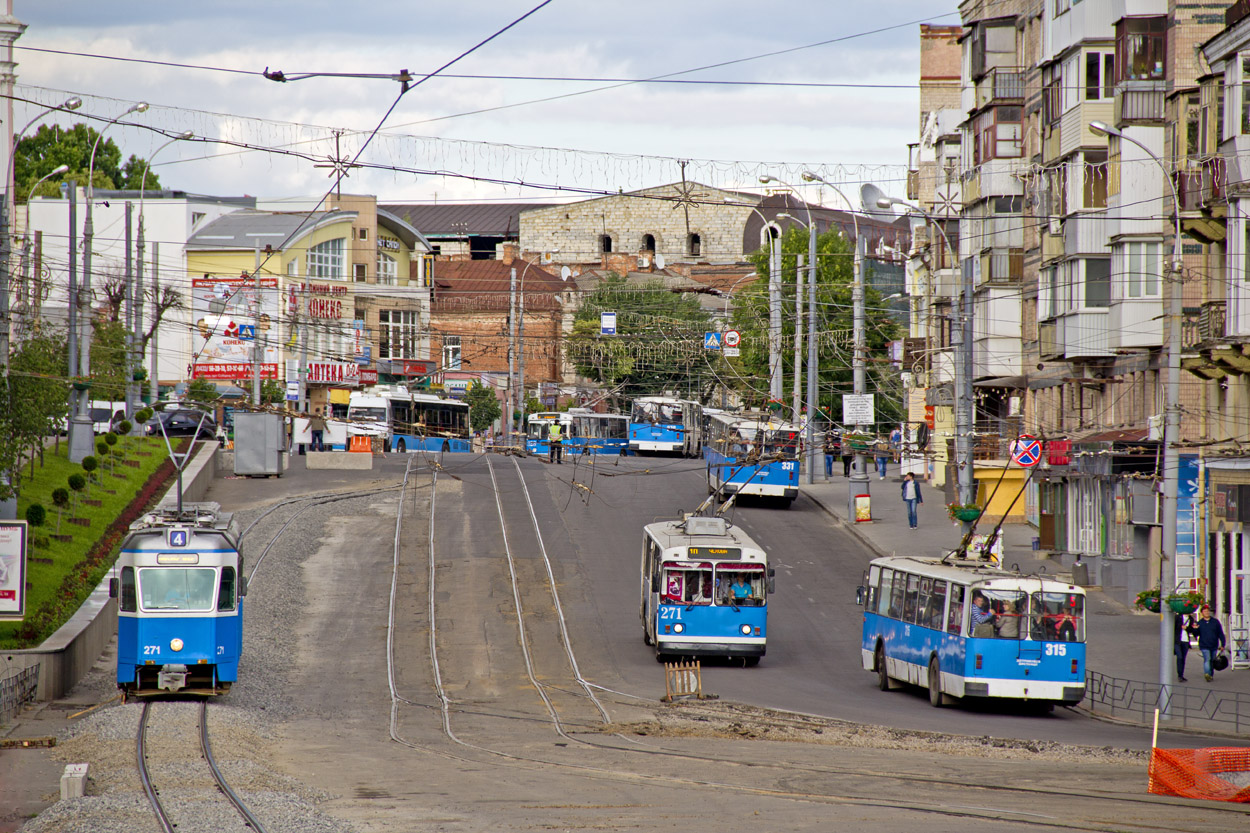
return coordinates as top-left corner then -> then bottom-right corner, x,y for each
17,1 -> 960,206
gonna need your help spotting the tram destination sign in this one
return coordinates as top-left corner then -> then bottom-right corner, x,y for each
688,546 -> 742,560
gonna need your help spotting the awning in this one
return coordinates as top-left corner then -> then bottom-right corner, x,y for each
973,375 -> 1027,389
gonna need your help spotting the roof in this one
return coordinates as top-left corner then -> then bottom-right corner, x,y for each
430,257 -> 566,313
186,209 -> 356,251
687,265 -> 759,294
380,203 -> 546,237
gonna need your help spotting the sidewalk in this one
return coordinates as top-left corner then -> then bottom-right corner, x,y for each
799,461 -> 1250,735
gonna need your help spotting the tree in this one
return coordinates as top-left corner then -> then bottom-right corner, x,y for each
186,378 -> 219,408
259,379 -> 285,407
465,382 -> 502,433
0,331 -> 69,500
51,488 -> 69,533
14,123 -> 161,202
89,320 -> 128,402
565,273 -> 714,406
730,226 -> 903,426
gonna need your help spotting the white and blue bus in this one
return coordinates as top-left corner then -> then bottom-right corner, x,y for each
567,408 -> 629,455
347,387 -> 471,453
525,411 -> 573,456
640,515 -> 774,665
859,555 -> 1086,708
702,411 -> 801,507
629,396 -> 702,456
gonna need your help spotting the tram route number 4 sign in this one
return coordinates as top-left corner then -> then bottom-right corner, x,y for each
1010,435 -> 1043,468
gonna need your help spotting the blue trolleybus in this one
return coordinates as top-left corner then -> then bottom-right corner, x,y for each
348,387 -> 471,453
702,411 -> 801,507
112,504 -> 245,697
859,555 -> 1087,708
525,411 -> 573,456
629,396 -> 702,456
568,408 -> 629,455
640,515 -> 775,665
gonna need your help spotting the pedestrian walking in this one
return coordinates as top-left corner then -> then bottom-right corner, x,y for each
823,431 -> 837,480
1174,610 -> 1196,682
309,408 -> 327,452
900,472 -> 923,530
890,424 -> 903,462
1194,604 -> 1228,682
874,439 -> 889,480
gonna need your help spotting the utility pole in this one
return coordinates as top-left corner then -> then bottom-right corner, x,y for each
768,242 -> 782,400
507,266 -> 517,444
850,230 -> 870,496
149,242 -> 159,403
252,244 -> 261,407
955,228 -> 975,529
518,273 -> 527,427
297,277 -> 310,415
805,222 -> 818,485
68,182 -> 92,463
135,202 -> 146,409
124,201 -> 135,423
792,254 -> 803,423
0,200 -> 11,520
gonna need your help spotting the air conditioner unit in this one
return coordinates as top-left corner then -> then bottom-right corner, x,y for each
637,255 -> 651,269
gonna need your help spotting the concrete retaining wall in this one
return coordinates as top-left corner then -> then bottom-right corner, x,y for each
4,441 -> 219,701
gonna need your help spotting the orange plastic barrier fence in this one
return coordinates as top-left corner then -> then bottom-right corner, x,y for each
348,436 -> 371,453
1148,747 -> 1250,803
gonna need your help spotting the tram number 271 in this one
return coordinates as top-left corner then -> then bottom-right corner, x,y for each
1044,643 -> 1067,656
660,608 -> 683,620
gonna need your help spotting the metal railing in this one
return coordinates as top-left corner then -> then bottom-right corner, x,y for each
1085,669 -> 1250,734
0,666 -> 39,724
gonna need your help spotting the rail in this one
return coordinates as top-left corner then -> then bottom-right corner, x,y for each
0,666 -> 39,723
1085,669 -> 1250,734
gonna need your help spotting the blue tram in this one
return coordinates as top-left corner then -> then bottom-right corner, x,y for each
111,504 -> 245,696
702,411 -> 801,507
629,396 -> 701,456
859,555 -> 1086,708
639,516 -> 774,665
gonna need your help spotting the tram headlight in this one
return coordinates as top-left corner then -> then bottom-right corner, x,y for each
170,638 -> 184,652
740,624 -> 752,636
672,623 -> 684,634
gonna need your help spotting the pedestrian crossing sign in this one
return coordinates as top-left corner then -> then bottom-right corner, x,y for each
704,332 -> 721,350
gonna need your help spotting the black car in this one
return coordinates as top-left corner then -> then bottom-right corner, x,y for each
147,409 -> 218,439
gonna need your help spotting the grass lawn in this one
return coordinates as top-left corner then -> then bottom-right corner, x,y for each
1,436 -> 179,649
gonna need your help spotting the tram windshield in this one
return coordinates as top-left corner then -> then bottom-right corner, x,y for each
139,567 -> 217,611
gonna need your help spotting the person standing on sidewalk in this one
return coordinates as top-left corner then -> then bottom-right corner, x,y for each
1194,605 -> 1227,682
823,431 -> 837,480
1174,610 -> 1196,682
900,472 -> 922,530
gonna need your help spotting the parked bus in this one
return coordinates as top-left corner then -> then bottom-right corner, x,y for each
702,411 -> 801,507
629,396 -> 702,456
347,387 -> 471,452
640,515 -> 774,665
567,408 -> 629,455
859,555 -> 1086,708
525,411 -> 573,456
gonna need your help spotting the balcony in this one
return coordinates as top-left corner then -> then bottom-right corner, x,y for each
1041,310 -> 1112,359
974,67 -> 1025,110
1113,81 -> 1166,126
1177,157 -> 1226,213
1064,213 -> 1109,257
1183,300 -> 1226,349
979,248 -> 1023,285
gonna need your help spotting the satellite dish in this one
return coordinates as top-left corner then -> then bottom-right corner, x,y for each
860,183 -> 887,214
655,253 -> 666,270
560,265 -> 572,282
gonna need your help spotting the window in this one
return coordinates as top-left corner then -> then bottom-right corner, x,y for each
641,233 -> 656,251
1043,63 -> 1062,125
1083,152 -> 1107,209
307,238 -> 345,280
353,263 -> 367,282
191,212 -> 206,228
1115,16 -> 1166,83
876,569 -> 894,616
970,21 -> 1016,80
599,234 -> 612,254
1241,56 -> 1250,136
286,259 -> 299,277
974,106 -> 1022,164
217,567 -> 236,611
946,584 -> 965,634
359,227 -> 368,241
139,567 -> 217,611
1031,591 -> 1085,641
377,253 -> 397,286
120,566 -> 136,612
664,565 -> 712,605
1104,54 -> 1115,99
687,233 -> 701,257
1122,241 -> 1161,298
378,309 -> 418,359
443,335 -> 462,370
1086,258 -> 1110,308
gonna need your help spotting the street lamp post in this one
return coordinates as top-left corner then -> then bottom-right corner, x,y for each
877,194 -> 969,532
802,172 -> 870,500
778,210 -> 818,484
73,102 -> 148,462
1090,119 -> 1182,709
762,175 -> 814,432
135,131 -> 193,421
722,199 -> 780,405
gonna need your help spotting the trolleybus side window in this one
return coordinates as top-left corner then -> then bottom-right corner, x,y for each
975,587 -> 1026,639
902,574 -> 921,622
888,571 -> 906,619
218,566 -> 236,611
1031,591 -> 1085,642
120,566 -> 137,612
923,579 -> 948,630
875,569 -> 894,617
946,583 -> 965,634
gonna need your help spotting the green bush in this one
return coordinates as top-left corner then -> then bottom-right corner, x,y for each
24,503 -> 46,527
81,456 -> 97,473
105,432 -> 119,446
116,420 -> 132,435
135,408 -> 153,424
67,473 -> 86,492
95,439 -> 110,456
51,488 -> 69,508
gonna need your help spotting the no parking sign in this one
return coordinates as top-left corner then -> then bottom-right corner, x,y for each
1010,435 -> 1042,468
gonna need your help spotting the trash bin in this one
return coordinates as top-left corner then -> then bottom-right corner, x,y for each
1071,561 -> 1089,586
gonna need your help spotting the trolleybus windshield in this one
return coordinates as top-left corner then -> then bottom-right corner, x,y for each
139,567 -> 217,611
350,407 -> 387,423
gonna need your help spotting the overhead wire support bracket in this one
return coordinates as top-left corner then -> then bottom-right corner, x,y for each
262,67 -> 415,88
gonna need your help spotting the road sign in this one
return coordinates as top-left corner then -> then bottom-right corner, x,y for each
1010,435 -> 1043,468
723,347 -> 740,357
724,329 -> 741,348
704,332 -> 721,350
842,394 -> 875,425
600,312 -> 617,336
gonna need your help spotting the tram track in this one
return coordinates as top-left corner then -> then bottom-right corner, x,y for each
136,701 -> 270,833
378,453 -> 1244,832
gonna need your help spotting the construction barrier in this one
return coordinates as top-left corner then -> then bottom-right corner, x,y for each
663,659 -> 703,702
1148,747 -> 1250,803
348,436 -> 371,453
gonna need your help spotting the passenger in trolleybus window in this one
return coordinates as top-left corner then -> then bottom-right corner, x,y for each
969,591 -> 996,636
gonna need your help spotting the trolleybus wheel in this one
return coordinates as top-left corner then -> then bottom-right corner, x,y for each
395,439 -> 406,453
928,657 -> 944,707
643,628 -> 653,646
743,656 -> 760,668
383,439 -> 392,453
875,644 -> 897,691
